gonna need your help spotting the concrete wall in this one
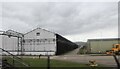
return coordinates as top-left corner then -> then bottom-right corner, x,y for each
87,39 -> 119,53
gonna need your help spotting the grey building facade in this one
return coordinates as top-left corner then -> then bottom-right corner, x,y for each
86,38 -> 119,54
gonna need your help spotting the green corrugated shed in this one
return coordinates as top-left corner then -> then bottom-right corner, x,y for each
86,38 -> 120,54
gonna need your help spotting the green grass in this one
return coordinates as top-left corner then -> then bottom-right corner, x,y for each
3,57 -> 89,67
22,58 -> 112,69
3,57 -> 111,69
22,58 -> 88,67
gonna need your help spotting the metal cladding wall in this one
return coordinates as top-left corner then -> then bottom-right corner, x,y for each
2,36 -> 18,53
23,28 -> 56,55
56,34 -> 78,55
86,38 -> 119,54
1,30 -> 23,55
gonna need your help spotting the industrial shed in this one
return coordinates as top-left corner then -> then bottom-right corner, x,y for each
23,28 -> 57,55
23,28 -> 78,55
86,38 -> 120,54
1,28 -> 78,55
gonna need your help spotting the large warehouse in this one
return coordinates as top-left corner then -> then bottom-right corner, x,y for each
1,28 -> 78,55
86,38 -> 120,54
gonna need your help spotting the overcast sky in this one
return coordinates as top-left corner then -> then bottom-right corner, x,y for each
0,1 -> 118,42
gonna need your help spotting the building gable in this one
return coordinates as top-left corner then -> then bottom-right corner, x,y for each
24,28 -> 56,39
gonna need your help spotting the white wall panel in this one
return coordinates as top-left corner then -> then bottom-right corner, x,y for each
24,28 -> 56,55
2,36 -> 18,51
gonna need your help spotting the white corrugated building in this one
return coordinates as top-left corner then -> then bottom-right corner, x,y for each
1,28 -> 78,55
23,28 -> 57,55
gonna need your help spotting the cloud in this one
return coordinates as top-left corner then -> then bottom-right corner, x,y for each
66,27 -> 118,42
1,2 -> 118,41
0,2 -> 2,30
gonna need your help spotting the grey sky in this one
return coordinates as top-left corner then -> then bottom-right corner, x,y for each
1,2 -> 118,42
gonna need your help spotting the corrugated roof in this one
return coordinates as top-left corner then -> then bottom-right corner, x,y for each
24,27 -> 56,35
87,38 -> 120,41
1,29 -> 24,37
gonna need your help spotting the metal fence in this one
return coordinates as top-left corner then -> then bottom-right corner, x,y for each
1,48 -> 30,68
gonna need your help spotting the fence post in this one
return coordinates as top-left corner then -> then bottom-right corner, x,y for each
13,55 -> 15,67
47,55 -> 50,69
113,55 -> 120,69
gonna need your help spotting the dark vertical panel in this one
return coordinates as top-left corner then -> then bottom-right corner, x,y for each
56,34 -> 78,55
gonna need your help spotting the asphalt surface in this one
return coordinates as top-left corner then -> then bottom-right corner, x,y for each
63,48 -> 80,55
50,55 -> 118,67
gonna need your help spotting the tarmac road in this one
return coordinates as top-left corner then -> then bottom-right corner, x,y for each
50,55 -> 118,67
